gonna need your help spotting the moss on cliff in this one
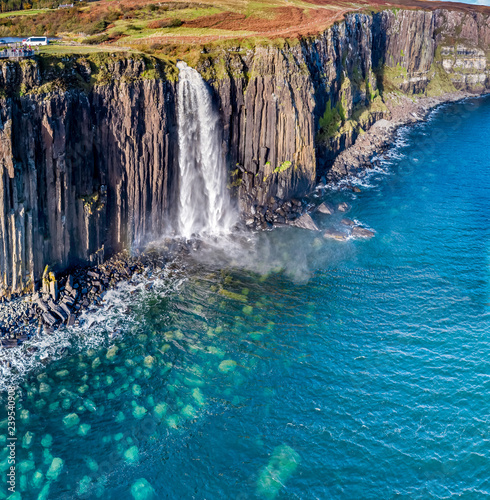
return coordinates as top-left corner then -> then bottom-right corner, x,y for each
424,62 -> 457,96
318,100 -> 343,139
11,51 -> 179,96
380,63 -> 409,92
317,96 -> 388,148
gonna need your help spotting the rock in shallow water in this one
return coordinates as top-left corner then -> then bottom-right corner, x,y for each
124,445 -> 139,464
256,444 -> 300,499
323,229 -> 348,241
317,202 -> 335,215
46,457 -> 64,481
352,227 -> 375,239
338,202 -> 351,213
62,413 -> 80,429
131,478 -> 155,500
290,213 -> 319,231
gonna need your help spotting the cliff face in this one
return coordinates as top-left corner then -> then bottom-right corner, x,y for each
209,8 -> 489,210
0,57 -> 178,295
1,7 -> 489,296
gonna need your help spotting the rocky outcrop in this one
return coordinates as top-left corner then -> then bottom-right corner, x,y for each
0,7 -> 489,296
0,57 -> 178,297
209,8 -> 489,210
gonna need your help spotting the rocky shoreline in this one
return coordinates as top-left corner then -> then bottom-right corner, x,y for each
1,90 -> 486,349
328,90 -> 486,181
0,241 -> 194,350
244,90 -> 485,234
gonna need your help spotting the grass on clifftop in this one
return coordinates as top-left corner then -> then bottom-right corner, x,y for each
1,0 -> 488,59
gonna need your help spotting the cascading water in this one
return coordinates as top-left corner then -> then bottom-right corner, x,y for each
176,61 -> 235,239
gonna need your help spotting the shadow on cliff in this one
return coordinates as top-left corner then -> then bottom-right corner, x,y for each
372,12 -> 388,98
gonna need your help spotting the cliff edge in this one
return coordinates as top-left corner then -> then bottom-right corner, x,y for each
0,7 -> 489,296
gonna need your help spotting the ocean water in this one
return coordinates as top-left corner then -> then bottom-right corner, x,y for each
0,95 -> 489,499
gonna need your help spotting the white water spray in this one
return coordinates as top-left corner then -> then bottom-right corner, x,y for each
176,61 -> 235,239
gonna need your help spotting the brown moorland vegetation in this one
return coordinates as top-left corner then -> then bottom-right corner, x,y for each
0,0 -> 488,55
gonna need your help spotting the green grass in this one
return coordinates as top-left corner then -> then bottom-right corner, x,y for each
425,62 -> 457,97
0,8 -> 52,18
39,44 -> 135,56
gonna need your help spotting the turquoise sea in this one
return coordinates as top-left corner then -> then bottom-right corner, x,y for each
0,95 -> 489,499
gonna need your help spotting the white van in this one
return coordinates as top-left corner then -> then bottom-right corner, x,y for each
22,37 -> 49,46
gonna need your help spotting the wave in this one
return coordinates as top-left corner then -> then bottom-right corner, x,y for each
0,266 -> 185,392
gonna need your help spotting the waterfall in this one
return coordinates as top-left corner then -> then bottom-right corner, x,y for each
176,61 -> 235,239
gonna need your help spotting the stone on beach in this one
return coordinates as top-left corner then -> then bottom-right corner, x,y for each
290,213 -> 319,231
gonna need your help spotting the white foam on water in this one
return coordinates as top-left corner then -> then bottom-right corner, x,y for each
0,267 -> 185,392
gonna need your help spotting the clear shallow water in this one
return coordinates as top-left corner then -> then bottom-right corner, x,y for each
1,95 -> 490,499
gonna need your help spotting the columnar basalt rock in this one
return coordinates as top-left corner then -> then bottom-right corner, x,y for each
0,7 -> 489,296
0,67 -> 178,297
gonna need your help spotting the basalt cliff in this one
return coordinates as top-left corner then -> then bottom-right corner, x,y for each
1,7 -> 489,296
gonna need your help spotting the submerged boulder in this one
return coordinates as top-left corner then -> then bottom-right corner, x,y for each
46,457 -> 64,481
131,478 -> 156,500
337,202 -> 351,212
219,360 -> 237,373
256,445 -> 300,499
62,413 -> 80,429
106,345 -> 119,361
124,446 -> 139,464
